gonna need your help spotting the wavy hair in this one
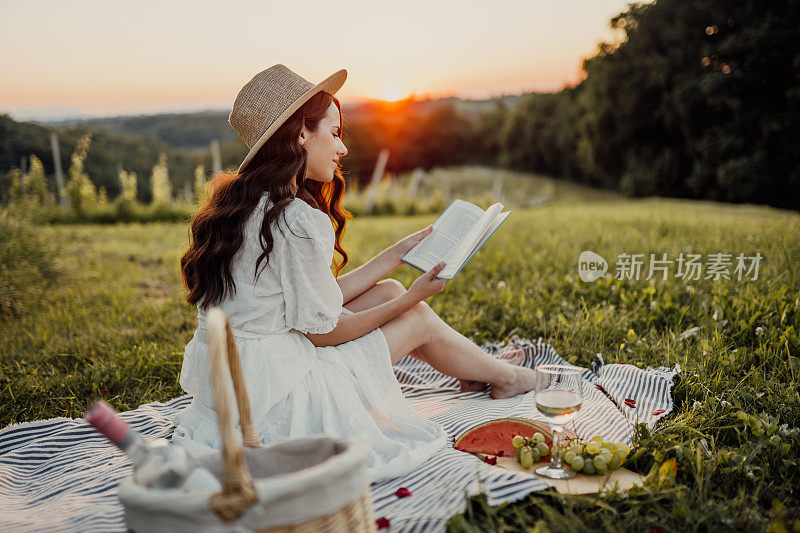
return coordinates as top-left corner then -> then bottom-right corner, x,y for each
181,91 -> 351,310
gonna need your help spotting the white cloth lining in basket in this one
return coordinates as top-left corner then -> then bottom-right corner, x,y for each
118,436 -> 371,532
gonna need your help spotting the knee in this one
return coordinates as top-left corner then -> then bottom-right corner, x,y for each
378,278 -> 406,299
408,301 -> 440,343
405,300 -> 434,328
412,300 -> 431,315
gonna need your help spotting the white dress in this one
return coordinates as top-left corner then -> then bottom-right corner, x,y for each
171,192 -> 447,483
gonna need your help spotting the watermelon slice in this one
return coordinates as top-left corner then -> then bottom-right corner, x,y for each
453,417 -> 577,461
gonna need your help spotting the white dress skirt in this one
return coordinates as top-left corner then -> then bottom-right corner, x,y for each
170,193 -> 447,483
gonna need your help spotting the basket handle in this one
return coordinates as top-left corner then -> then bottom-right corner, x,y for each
206,307 -> 260,522
223,319 -> 263,448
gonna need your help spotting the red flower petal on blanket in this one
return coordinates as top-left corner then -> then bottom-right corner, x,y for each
624,398 -> 636,408
652,409 -> 666,416
481,455 -> 498,465
394,487 -> 412,498
497,450 -> 505,457
596,385 -> 606,393
376,517 -> 391,529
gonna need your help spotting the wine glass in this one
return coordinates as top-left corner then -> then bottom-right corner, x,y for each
534,364 -> 583,479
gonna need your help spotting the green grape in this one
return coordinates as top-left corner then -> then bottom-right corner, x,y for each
582,460 -> 596,475
512,435 -> 526,448
516,445 -> 524,462
600,448 -> 614,460
590,435 -> 604,444
535,442 -> 550,457
585,441 -> 601,455
568,444 -> 583,456
615,443 -> 631,457
564,451 -> 577,464
569,456 -> 585,472
532,432 -> 546,444
601,442 -> 616,450
519,445 -> 534,469
608,454 -> 622,470
593,454 -> 608,473
532,449 -> 542,463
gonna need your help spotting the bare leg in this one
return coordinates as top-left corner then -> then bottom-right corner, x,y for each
458,346 -> 526,392
343,279 -> 427,362
343,280 -> 526,391
345,278 -> 545,398
381,301 -> 547,398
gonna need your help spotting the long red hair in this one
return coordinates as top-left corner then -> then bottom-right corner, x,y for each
181,91 -> 351,309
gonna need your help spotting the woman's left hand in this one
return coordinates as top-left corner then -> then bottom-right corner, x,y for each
389,225 -> 434,266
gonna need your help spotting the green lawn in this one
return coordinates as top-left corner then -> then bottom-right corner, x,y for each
1,182 -> 799,531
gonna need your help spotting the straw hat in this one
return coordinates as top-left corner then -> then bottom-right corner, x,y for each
229,64 -> 348,172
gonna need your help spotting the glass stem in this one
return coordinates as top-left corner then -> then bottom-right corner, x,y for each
550,425 -> 563,469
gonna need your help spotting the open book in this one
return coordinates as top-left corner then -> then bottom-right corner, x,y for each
401,199 -> 511,279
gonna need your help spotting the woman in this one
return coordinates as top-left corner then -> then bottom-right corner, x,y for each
171,65 -> 545,482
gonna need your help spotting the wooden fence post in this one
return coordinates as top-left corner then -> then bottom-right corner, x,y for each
407,167 -> 424,199
364,148 -> 389,214
492,173 -> 503,201
50,132 -> 69,209
210,139 -> 222,176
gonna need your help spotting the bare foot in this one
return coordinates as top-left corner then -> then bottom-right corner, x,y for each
458,347 -> 527,392
490,366 -> 550,399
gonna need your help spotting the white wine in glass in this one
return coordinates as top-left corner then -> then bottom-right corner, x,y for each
534,364 -> 583,479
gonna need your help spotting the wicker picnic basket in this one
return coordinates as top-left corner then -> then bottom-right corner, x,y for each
117,307 -> 377,532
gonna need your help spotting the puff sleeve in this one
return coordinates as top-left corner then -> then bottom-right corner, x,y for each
278,206 -> 344,334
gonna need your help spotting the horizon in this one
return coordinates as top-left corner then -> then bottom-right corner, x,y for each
1,0 -> 643,122
9,92 -> 534,125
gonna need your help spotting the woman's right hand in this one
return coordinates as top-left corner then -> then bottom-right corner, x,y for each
408,261 -> 448,302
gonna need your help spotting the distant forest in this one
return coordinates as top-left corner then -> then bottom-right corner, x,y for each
2,0 -> 798,209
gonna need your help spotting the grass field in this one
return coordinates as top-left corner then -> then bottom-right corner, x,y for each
1,173 -> 799,531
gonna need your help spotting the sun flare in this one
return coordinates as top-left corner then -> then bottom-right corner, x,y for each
381,83 -> 404,102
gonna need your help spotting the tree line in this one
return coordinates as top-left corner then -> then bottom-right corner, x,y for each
485,0 -> 800,210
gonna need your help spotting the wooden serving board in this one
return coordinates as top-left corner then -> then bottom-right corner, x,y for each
492,456 -> 644,494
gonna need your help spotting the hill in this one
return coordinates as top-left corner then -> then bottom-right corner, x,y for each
39,94 -> 527,150
2,94 -> 528,202
45,110 -> 239,150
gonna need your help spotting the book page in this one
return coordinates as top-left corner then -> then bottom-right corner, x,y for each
461,211 -> 511,266
440,203 -> 503,278
403,200 -> 485,271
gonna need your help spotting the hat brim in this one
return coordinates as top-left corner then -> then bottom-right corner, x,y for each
237,68 -> 347,173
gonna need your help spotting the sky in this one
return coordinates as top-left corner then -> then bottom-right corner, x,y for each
0,0 -> 641,121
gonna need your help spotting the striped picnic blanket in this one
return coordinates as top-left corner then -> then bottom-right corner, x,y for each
0,337 -> 679,532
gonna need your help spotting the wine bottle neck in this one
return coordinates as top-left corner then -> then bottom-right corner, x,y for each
116,428 -> 151,457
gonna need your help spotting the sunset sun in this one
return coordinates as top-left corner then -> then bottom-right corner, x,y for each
381,82 -> 404,101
